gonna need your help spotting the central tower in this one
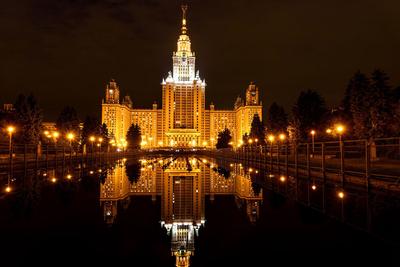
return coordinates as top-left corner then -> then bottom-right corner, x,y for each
161,5 -> 206,147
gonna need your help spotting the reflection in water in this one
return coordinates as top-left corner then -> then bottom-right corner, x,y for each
100,156 -> 263,266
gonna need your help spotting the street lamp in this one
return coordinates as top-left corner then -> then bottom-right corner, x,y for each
67,132 -> 75,161
6,126 -> 15,186
267,135 -> 275,172
7,125 -> 15,160
98,137 -> 103,153
278,133 -> 286,141
67,132 -> 75,145
5,126 -> 14,192
335,124 -> 345,187
310,130 -> 316,158
335,125 -> 345,142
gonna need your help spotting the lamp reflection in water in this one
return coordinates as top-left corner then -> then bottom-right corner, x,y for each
99,157 -> 263,266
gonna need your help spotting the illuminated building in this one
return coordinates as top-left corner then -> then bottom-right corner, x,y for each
99,157 -> 264,266
101,5 -> 262,148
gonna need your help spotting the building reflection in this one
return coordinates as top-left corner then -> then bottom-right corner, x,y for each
100,157 -> 263,266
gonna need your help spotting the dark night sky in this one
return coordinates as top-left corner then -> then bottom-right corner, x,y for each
1,0 -> 399,120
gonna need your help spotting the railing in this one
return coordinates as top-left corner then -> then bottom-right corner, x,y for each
0,142 -> 145,178
207,137 -> 400,192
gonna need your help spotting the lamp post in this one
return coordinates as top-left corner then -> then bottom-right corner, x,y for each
98,137 -> 103,152
52,131 -> 59,168
6,126 -> 15,192
268,135 -> 275,172
279,133 -> 286,174
89,136 -> 95,161
336,125 -> 345,187
310,130 -> 316,157
67,132 -> 75,164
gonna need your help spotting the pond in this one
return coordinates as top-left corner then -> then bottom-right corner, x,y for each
0,155 -> 398,266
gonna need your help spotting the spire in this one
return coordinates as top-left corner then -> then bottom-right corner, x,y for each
181,4 -> 188,34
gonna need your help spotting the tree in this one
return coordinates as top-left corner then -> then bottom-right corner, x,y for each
216,128 -> 232,149
369,69 -> 392,137
126,124 -> 141,149
14,94 -> 43,144
56,106 -> 79,135
125,162 -> 141,184
266,102 -> 288,134
346,71 -> 371,138
249,113 -> 265,145
81,116 -> 100,145
99,123 -> 109,144
292,90 -> 328,141
392,86 -> 400,135
347,70 -> 393,139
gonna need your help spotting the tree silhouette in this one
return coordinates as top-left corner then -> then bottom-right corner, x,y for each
266,102 -> 288,134
126,124 -> 141,149
56,106 -> 80,135
250,113 -> 265,145
216,128 -> 232,149
346,70 -> 393,139
292,89 -> 328,141
14,94 -> 43,144
125,162 -> 141,184
81,116 -> 101,145
100,123 -> 109,144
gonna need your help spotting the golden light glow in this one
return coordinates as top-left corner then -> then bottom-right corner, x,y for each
268,135 -> 275,142
7,126 -> 15,134
89,136 -> 96,142
89,171 -> 94,174
248,139 -> 253,144
158,141 -> 164,146
310,130 -> 316,135
338,191 -> 345,199
326,129 -> 332,134
280,175 -> 286,182
66,132 -> 75,141
254,138 -> 258,143
51,178 -> 57,183
53,131 -> 60,138
230,163 -> 234,167
249,168 -> 253,172
5,185 -> 12,193
44,130 -> 49,136
202,141 -> 208,146
311,185 -> 317,190
336,125 -> 345,134
98,137 -> 103,143
66,174 -> 72,180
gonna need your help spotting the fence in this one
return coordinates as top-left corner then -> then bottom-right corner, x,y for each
0,142 -> 137,178
209,137 -> 400,192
